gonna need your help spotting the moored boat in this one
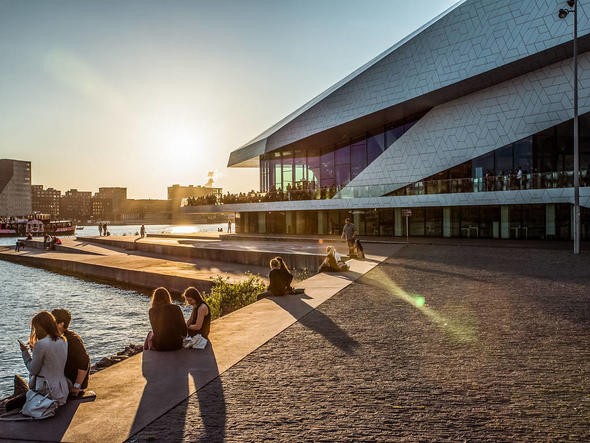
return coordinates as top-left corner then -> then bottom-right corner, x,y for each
0,215 -> 76,237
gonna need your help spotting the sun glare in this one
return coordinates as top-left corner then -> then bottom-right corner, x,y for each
141,111 -> 207,169
160,125 -> 198,163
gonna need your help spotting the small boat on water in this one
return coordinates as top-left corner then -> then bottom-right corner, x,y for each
0,215 -> 76,237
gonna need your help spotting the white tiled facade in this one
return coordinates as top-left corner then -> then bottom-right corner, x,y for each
347,52 -> 590,195
230,0 -> 590,165
220,0 -> 590,239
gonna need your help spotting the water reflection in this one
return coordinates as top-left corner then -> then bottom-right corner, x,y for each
0,260 -> 158,397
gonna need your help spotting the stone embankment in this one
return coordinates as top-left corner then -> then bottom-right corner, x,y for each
0,236 -> 272,294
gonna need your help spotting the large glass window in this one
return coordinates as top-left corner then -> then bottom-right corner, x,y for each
258,118 -> 417,194
495,144 -> 513,175
351,140 -> 367,179
320,149 -> 335,188
367,133 -> 385,164
556,121 -> 573,171
294,150 -> 307,185
270,155 -> 281,190
335,145 -> 350,186
307,150 -> 320,186
282,152 -> 293,189
514,137 -> 533,173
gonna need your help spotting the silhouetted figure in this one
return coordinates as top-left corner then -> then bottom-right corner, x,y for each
341,218 -> 357,257
52,309 -> 90,396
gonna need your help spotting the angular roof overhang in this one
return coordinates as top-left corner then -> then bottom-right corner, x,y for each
228,0 -> 590,168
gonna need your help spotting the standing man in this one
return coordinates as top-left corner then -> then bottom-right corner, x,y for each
227,218 -> 232,233
341,217 -> 358,258
140,224 -> 146,238
98,223 -> 103,237
52,309 -> 90,396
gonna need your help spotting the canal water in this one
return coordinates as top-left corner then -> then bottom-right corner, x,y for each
0,223 -> 223,397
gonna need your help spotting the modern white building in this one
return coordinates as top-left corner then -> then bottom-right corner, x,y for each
0,159 -> 32,217
196,0 -> 590,240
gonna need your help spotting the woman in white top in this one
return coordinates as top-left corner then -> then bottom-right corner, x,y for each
20,311 -> 69,405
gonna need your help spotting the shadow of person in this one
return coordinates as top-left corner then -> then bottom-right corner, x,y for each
0,395 -> 86,441
129,344 -> 226,442
268,293 -> 359,355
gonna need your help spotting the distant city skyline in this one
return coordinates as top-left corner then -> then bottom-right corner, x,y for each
0,0 -> 459,199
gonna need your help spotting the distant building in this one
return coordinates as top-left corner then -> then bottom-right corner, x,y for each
168,184 -> 222,204
61,189 -> 92,222
120,199 -> 173,224
92,198 -> 113,221
0,159 -> 32,217
31,185 -> 61,218
95,187 -> 127,221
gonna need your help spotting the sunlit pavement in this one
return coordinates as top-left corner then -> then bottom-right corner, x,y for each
131,244 -> 590,442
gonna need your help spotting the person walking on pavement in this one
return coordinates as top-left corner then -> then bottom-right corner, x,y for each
341,217 -> 358,258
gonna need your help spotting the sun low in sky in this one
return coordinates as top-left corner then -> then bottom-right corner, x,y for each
0,0 -> 459,199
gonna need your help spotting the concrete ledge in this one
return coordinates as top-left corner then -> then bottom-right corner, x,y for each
0,245 -> 398,442
23,240 -> 102,255
77,236 -> 325,270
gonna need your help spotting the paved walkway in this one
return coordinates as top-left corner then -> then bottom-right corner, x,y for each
0,242 -> 394,442
130,244 -> 590,442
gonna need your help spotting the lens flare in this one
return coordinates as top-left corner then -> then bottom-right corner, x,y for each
362,267 -> 476,343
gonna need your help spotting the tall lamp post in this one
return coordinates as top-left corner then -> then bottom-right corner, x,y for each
559,0 -> 581,254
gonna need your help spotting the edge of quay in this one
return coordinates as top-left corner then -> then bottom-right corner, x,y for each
0,241 -> 398,442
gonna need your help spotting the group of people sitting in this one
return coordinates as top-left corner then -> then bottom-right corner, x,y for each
3,287 -> 211,419
43,234 -> 61,250
4,309 -> 90,412
144,286 -> 211,351
5,233 -> 365,418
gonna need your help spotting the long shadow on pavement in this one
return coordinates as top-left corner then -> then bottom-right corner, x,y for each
129,345 -> 226,442
269,293 -> 359,355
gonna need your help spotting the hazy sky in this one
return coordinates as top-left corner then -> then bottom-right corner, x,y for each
0,0 -> 459,199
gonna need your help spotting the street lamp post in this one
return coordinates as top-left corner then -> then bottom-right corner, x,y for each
559,0 -> 581,254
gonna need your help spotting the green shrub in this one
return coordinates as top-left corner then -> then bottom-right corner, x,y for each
204,272 -> 266,319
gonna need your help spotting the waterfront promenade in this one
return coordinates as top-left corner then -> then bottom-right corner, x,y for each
0,238 -> 393,442
132,243 -> 590,442
0,238 -> 588,441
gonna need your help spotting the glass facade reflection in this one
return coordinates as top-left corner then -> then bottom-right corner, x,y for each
259,120 -> 418,192
237,205 -> 590,241
391,113 -> 590,197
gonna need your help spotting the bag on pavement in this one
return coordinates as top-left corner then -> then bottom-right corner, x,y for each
20,389 -> 58,419
183,334 -> 208,350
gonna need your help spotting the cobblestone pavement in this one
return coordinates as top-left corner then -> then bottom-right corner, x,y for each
130,245 -> 590,442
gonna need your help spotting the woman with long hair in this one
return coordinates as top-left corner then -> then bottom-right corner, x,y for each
20,311 -> 69,405
145,287 -> 187,351
318,246 -> 349,272
275,256 -> 294,293
183,287 -> 211,339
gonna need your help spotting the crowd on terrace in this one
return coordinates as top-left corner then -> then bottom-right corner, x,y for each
185,181 -> 341,206
183,168 -> 590,206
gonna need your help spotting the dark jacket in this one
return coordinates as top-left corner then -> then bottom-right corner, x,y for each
63,330 -> 90,388
149,304 -> 188,351
268,268 -> 292,296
